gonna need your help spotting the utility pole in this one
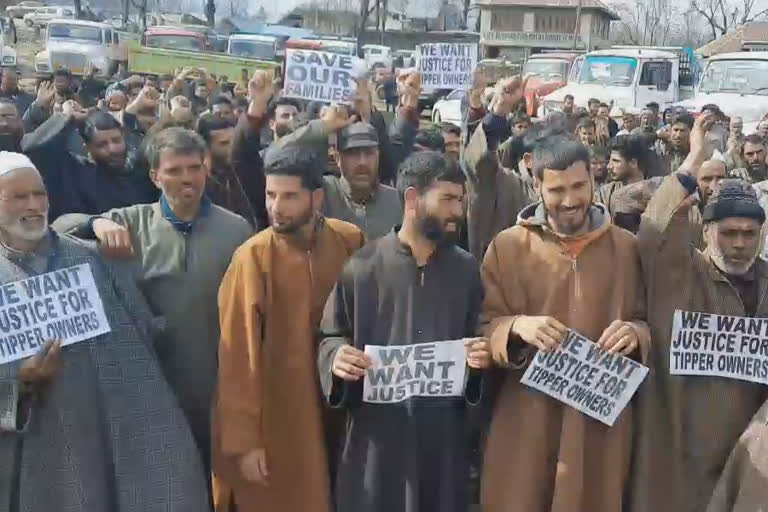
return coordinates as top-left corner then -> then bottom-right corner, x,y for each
572,0 -> 582,50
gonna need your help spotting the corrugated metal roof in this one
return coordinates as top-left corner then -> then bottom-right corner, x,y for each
697,22 -> 768,57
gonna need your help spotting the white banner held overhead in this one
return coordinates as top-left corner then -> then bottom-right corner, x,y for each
418,43 -> 478,89
0,264 -> 111,365
521,329 -> 648,426
670,310 -> 768,385
283,48 -> 359,104
363,339 -> 467,404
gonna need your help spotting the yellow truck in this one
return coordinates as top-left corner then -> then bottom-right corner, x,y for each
126,27 -> 280,81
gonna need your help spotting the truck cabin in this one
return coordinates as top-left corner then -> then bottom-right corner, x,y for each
40,21 -> 117,77
144,27 -> 208,52
698,53 -> 768,96
523,53 -> 576,82
228,34 -> 284,61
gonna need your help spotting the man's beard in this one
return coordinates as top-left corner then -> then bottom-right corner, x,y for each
0,133 -> 21,152
271,204 -> 315,234
416,211 -> 461,246
0,216 -> 48,245
97,153 -> 127,174
707,237 -> 759,276
274,124 -> 294,138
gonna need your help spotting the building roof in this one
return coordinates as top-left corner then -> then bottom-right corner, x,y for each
708,50 -> 768,61
697,22 -> 768,57
476,0 -> 619,20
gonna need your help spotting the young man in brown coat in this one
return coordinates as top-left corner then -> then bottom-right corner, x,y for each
211,105 -> 365,512
479,136 -> 651,512
629,114 -> 768,512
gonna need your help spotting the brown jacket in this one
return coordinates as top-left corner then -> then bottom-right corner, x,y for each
479,202 -> 650,512
706,398 -> 768,512
211,218 -> 365,512
464,123 -> 535,261
629,175 -> 768,512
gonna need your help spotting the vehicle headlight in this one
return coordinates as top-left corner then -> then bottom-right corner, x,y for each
36,62 -> 49,71
2,56 -> 15,65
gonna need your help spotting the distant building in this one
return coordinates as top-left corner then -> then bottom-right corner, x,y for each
478,0 -> 618,61
278,8 -> 358,35
697,22 -> 768,58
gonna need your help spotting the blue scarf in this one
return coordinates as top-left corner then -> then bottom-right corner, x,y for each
160,194 -> 211,234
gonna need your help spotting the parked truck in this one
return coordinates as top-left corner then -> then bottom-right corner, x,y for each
674,51 -> 768,133
539,47 -> 699,117
35,20 -> 124,78
522,52 -> 580,117
228,33 -> 285,62
127,36 -> 280,81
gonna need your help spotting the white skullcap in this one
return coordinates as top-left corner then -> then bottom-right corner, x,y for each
0,152 -> 37,178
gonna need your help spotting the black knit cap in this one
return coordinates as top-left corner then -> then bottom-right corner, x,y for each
702,179 -> 766,224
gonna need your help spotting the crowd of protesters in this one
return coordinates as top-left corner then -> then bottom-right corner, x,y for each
0,58 -> 766,512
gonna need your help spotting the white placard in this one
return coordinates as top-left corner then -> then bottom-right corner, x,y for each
521,329 -> 649,426
363,339 -> 467,403
418,43 -> 477,89
670,310 -> 768,385
283,48 -> 358,104
0,263 -> 111,365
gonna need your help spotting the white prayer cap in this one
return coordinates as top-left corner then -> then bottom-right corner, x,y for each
0,152 -> 37,178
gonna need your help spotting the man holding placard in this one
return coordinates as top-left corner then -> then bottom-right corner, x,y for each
629,114 -> 768,512
0,152 -> 210,511
318,151 -> 490,512
479,136 -> 650,512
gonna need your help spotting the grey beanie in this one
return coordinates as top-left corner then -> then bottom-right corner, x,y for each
702,179 -> 766,224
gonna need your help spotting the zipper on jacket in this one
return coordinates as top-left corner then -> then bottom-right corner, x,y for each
572,258 -> 581,300
307,249 -> 314,286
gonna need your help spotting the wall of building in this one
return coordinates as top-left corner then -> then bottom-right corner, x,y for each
479,5 -> 612,57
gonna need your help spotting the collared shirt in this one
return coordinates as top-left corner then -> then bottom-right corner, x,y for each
160,194 -> 212,234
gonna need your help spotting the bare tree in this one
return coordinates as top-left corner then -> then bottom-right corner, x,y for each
690,0 -> 768,39
614,0 -> 677,45
228,0 -> 247,18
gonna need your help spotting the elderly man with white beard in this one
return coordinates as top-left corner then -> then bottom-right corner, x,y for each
0,152 -> 210,512
629,114 -> 768,512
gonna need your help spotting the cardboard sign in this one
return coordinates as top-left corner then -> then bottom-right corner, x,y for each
0,264 -> 111,365
670,310 -> 768,385
283,48 -> 358,104
521,330 -> 649,426
363,339 -> 467,403
418,43 -> 477,89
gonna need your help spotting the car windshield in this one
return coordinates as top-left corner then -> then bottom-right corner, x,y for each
146,34 -> 202,51
48,24 -> 102,42
522,59 -> 569,80
577,56 -> 637,86
230,40 -> 273,59
699,59 -> 768,95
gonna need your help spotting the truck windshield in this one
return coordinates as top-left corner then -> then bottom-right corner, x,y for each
699,59 -> 768,95
577,56 -> 637,86
522,59 -> 569,80
146,35 -> 202,51
48,24 -> 102,42
230,40 -> 274,59
321,43 -> 355,56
